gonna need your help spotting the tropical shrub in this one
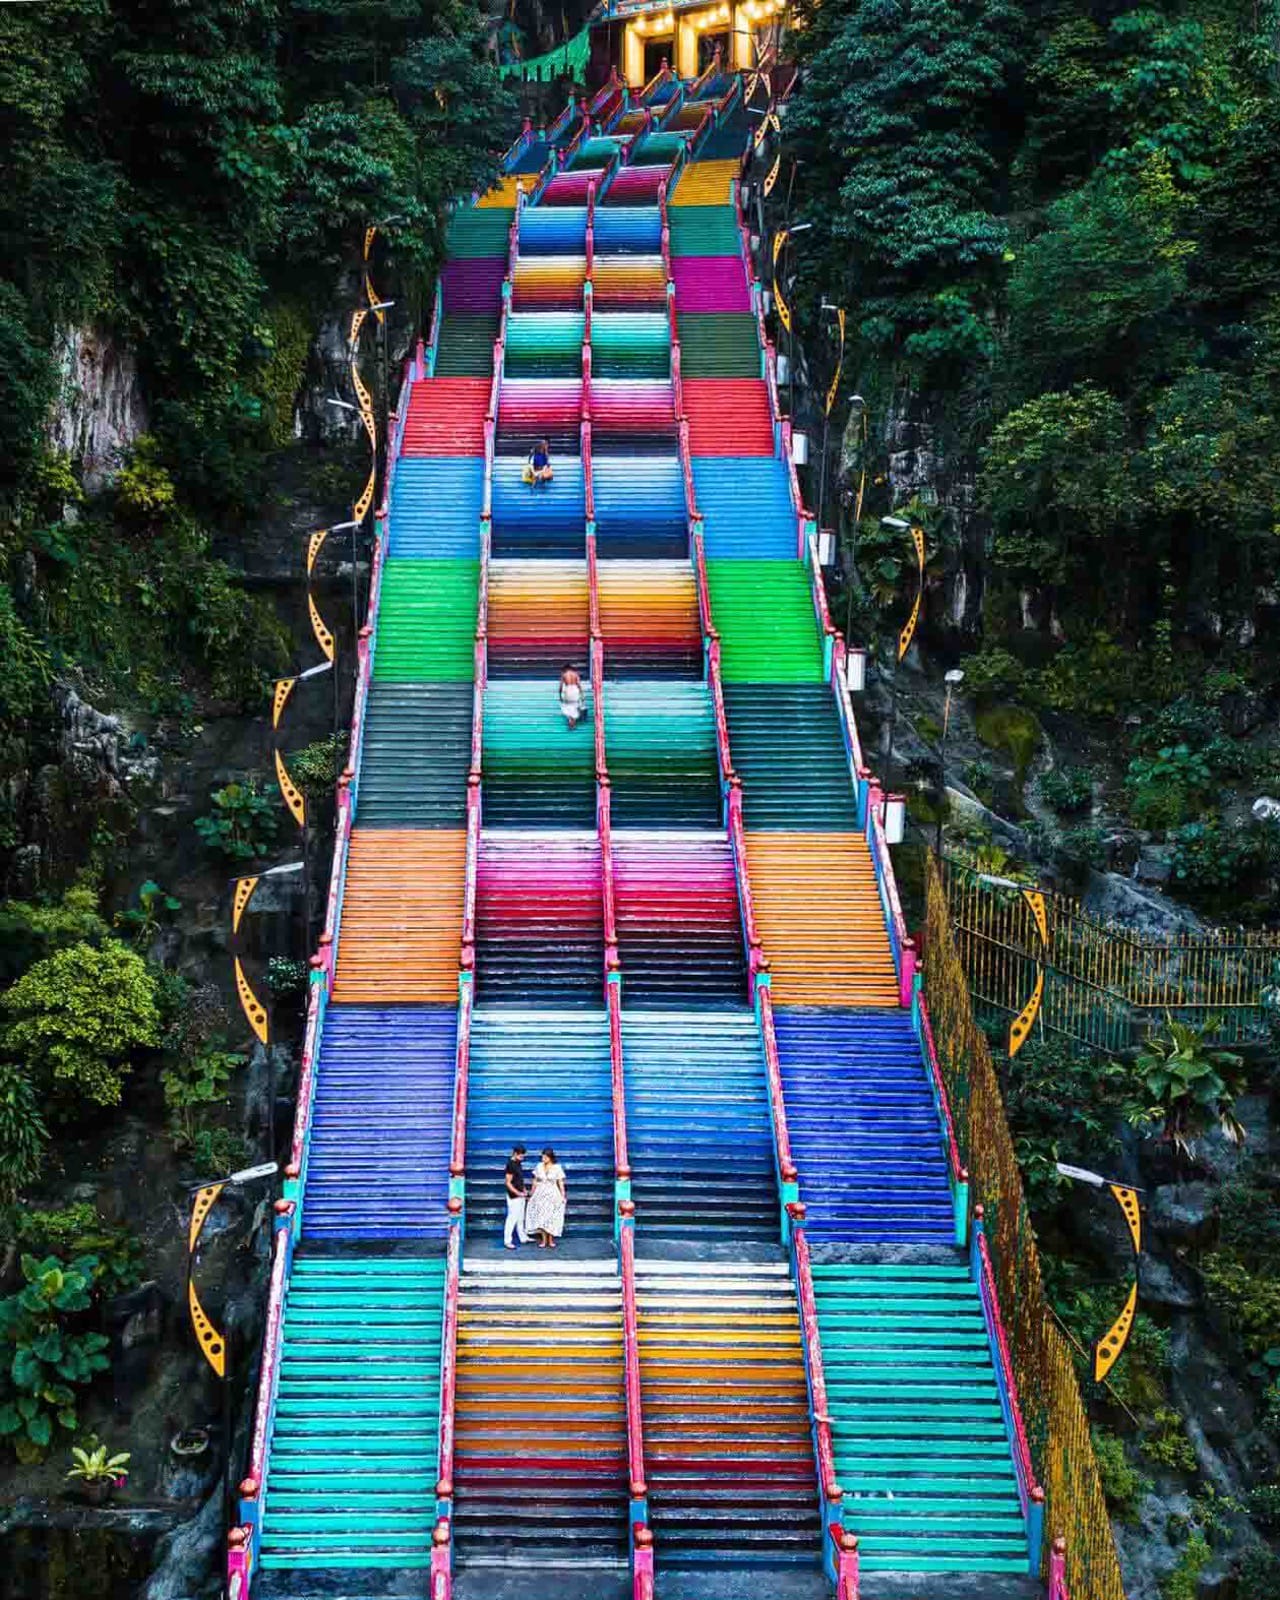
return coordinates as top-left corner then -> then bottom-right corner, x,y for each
0,1255 -> 110,1462
162,1050 -> 244,1152
194,781 -> 279,861
1039,765 -> 1093,814
0,1064 -> 48,1204
1125,1016 -> 1247,1155
0,941 -> 161,1109
1124,743 -> 1214,830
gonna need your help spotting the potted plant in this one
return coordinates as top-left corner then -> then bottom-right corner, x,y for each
66,1442 -> 131,1505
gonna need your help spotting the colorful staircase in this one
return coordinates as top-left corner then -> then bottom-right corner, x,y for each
241,69 -> 1045,1600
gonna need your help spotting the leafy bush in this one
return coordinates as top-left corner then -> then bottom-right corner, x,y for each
266,956 -> 308,998
960,647 -> 1030,701
191,1126 -> 248,1176
1170,820 -> 1280,922
1140,1405 -> 1198,1472
1091,1426 -> 1151,1521
1040,765 -> 1093,814
162,1050 -> 244,1152
6,1205 -> 142,1299
1,941 -> 161,1109
1055,824 -> 1110,876
1124,744 -> 1215,830
0,1255 -> 110,1462
113,436 -> 177,523
1199,1255 -> 1280,1359
0,584 -> 53,728
1038,631 -> 1142,718
1236,1547 -> 1280,1600
1001,1035 -> 1128,1210
0,884 -> 110,986
0,1064 -> 48,1204
1125,1016 -> 1247,1155
1162,1533 -> 1212,1600
194,781 -> 279,861
287,734 -> 347,800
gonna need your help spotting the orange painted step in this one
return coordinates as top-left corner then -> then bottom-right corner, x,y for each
682,378 -> 774,455
401,378 -> 490,456
746,832 -> 900,1005
332,829 -> 464,1003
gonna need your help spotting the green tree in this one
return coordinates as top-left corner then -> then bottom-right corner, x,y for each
0,1254 -> 110,1461
1,942 -> 160,1109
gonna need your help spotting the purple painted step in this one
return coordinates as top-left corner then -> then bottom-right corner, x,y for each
672,256 -> 751,314
442,256 -> 507,314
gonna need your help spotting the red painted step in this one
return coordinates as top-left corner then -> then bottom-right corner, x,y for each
682,378 -> 774,456
401,377 -> 490,456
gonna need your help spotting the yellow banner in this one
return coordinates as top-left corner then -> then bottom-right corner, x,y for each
309,591 -> 335,663
825,308 -> 845,417
306,526 -> 329,577
1109,1184 -> 1143,1256
188,1183 -> 225,1253
763,151 -> 781,196
235,955 -> 269,1045
772,230 -> 792,333
1093,1280 -> 1138,1383
231,876 -> 258,937
274,746 -> 307,830
272,678 -> 295,733
1022,889 -> 1049,948
188,1279 -> 226,1379
1007,967 -> 1044,1058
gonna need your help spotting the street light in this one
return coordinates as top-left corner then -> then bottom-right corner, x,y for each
186,1159 -> 279,1540
937,667 -> 965,857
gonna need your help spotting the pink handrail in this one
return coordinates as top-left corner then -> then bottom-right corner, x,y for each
430,1521 -> 451,1600
583,418 -> 595,525
726,782 -> 762,954
829,1523 -> 861,1600
591,634 -> 608,801
792,1224 -> 841,1505
619,1219 -> 648,1503
242,1217 -> 290,1500
288,980 -> 323,1178
607,976 -> 629,1178
1049,1538 -> 1070,1600
590,69 -> 623,117
586,532 -> 602,638
691,531 -> 714,638
707,638 -> 734,791
976,1217 -> 1039,1506
436,1222 -> 462,1505
756,983 -> 797,1185
451,955 -> 474,1180
586,178 -> 597,278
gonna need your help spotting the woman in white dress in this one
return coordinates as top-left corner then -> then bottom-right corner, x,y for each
525,1147 -> 567,1248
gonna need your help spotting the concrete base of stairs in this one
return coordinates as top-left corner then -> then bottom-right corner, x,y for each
806,1240 -> 968,1268
860,1573 -> 1043,1600
654,1564 -> 829,1600
635,1237 -> 788,1264
253,1573 -> 431,1599
454,1562 -> 629,1600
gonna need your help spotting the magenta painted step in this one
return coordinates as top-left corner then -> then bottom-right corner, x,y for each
607,167 -> 666,204
672,256 -> 751,314
442,257 -> 507,314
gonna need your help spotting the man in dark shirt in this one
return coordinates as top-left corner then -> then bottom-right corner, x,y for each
504,1143 -> 529,1249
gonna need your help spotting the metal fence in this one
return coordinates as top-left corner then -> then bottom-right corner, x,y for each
941,858 -> 1278,1052
923,857 -> 1126,1600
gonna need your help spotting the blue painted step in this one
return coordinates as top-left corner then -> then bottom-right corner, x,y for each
465,1010 -> 615,1237
389,459 -> 483,557
623,1010 -> 777,1241
491,455 -> 587,556
772,1009 -> 955,1245
594,454 -> 688,558
302,1005 -> 454,1242
693,458 -> 796,559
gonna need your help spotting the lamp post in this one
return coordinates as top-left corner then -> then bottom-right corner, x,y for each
230,861 -> 305,1166
937,667 -> 965,857
185,1159 -> 279,1547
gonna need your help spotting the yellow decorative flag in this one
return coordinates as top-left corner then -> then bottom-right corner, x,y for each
825,308 -> 846,417
1094,1280 -> 1138,1383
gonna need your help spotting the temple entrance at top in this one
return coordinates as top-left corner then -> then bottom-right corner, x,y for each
698,29 -> 729,68
643,36 -> 673,80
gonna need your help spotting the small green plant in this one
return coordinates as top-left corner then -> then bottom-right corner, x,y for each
1124,744 -> 1214,830
1125,1015 -> 1247,1156
162,1050 -> 244,1152
1162,1532 -> 1211,1600
114,437 -> 176,522
0,940 -> 161,1110
1170,820 -> 1280,923
1091,1426 -> 1151,1521
960,646 -> 1030,701
287,734 -> 347,799
114,880 -> 181,948
0,1255 -> 111,1461
1199,1255 -> 1280,1359
1248,1481 -> 1280,1530
964,757 -> 998,805
1236,1547 -> 1280,1600
265,956 -> 308,998
1039,765 -> 1093,815
66,1441 -> 130,1485
0,1063 -> 48,1204
191,1126 -> 248,1176
1140,1405 -> 1198,1472
194,781 -> 279,861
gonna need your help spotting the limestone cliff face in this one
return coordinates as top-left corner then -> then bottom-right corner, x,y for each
46,325 -> 148,490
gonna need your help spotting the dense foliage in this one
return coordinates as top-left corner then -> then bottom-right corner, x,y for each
787,0 -> 1280,708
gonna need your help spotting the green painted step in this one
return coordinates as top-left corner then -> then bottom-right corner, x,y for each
373,559 -> 479,683
260,1254 -> 446,1573
812,1262 -> 1030,1577
705,560 -> 824,682
603,680 -> 721,827
668,205 -> 743,257
482,680 -> 597,827
505,311 -> 586,377
435,312 -> 500,377
447,209 -> 513,257
722,684 -> 856,829
678,313 -> 761,377
591,313 -> 670,378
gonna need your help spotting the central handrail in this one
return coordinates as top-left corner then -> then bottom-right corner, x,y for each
756,981 -> 798,1200
436,1219 -> 462,1520
619,1209 -> 652,1569
791,1222 -> 841,1512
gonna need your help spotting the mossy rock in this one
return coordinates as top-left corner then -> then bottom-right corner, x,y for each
974,702 -> 1042,790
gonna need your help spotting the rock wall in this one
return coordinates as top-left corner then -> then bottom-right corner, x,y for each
46,325 -> 148,490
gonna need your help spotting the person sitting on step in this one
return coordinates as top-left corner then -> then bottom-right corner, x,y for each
559,663 -> 585,728
523,437 -> 554,488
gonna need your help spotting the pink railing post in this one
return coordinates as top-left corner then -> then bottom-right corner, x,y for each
757,983 -> 799,1225
1049,1536 -> 1070,1600
430,1518 -> 452,1600
829,1524 -> 860,1600
633,1524 -> 655,1600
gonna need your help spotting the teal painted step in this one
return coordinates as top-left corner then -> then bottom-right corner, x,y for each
259,1256 -> 445,1572
722,684 -> 857,829
604,680 -> 721,827
811,1260 -> 1029,1575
